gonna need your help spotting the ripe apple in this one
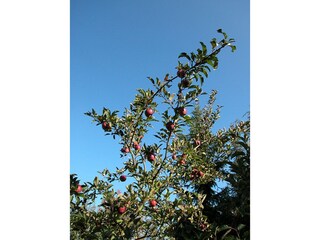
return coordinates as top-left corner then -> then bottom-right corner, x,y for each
177,69 -> 186,78
145,108 -> 154,117
181,79 -> 191,88
76,184 -> 82,193
120,175 -> 126,182
102,121 -> 112,131
121,147 -> 130,154
166,121 -> 175,131
200,223 -> 207,231
172,153 -> 177,160
147,153 -> 156,162
195,140 -> 201,146
134,143 -> 141,151
178,107 -> 187,116
118,206 -> 126,214
198,171 -> 204,177
179,159 -> 186,165
149,199 -> 157,207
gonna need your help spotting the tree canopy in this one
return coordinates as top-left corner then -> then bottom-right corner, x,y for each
70,29 -> 249,240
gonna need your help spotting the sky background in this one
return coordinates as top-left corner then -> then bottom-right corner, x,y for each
71,0 -> 250,189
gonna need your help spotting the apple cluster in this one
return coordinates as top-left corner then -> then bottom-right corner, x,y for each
190,168 -> 204,180
179,153 -> 187,165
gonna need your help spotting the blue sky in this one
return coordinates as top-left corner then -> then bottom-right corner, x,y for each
71,0 -> 250,188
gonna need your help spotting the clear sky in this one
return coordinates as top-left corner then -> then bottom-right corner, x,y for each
70,0 -> 250,188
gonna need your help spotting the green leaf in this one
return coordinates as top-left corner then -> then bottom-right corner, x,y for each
191,52 -> 197,61
202,68 -> 208,78
236,141 -> 249,150
217,28 -> 228,39
237,224 -> 246,231
147,77 -> 155,84
213,59 -> 219,70
231,151 -> 245,158
178,52 -> 191,61
206,59 -> 215,68
203,65 -> 211,72
199,75 -> 204,85
94,176 -> 99,186
210,38 -> 217,49
178,205 -> 185,211
221,229 -> 232,239
216,225 -> 230,233
200,42 -> 207,55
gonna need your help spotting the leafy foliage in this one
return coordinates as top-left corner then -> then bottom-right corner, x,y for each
71,29 -> 249,239
187,99 -> 250,239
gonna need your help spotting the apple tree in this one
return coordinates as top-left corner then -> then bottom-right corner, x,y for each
175,96 -> 250,240
70,29 -> 248,240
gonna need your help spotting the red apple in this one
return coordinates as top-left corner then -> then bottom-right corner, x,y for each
198,171 -> 204,177
147,153 -> 156,162
181,79 -> 191,88
172,153 -> 177,160
121,147 -> 130,154
76,184 -> 82,193
166,121 -> 175,131
195,140 -> 201,146
120,175 -> 126,182
178,107 -> 187,116
134,143 -> 141,151
118,206 -> 126,214
177,69 -> 186,78
179,159 -> 186,165
145,108 -> 154,117
102,121 -> 112,131
200,223 -> 207,231
149,199 -> 157,207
